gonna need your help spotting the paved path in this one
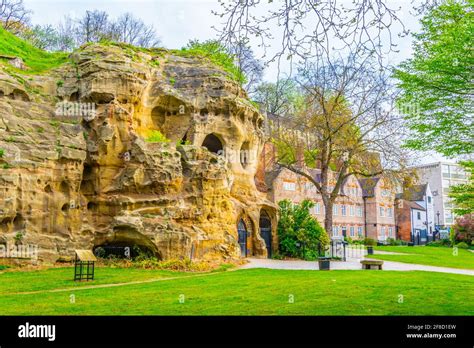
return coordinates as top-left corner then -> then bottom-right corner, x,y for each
241,257 -> 474,276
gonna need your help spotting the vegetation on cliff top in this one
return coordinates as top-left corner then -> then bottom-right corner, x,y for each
0,27 -> 68,73
0,25 -> 245,87
172,40 -> 246,84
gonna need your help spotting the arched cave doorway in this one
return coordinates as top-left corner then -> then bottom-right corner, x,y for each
237,219 -> 248,257
240,141 -> 250,169
259,210 -> 272,258
93,226 -> 160,260
202,134 -> 223,155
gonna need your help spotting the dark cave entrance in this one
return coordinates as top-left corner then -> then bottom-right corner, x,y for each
202,134 -> 223,154
93,243 -> 155,259
93,226 -> 160,260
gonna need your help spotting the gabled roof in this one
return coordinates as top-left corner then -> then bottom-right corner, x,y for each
408,201 -> 426,211
358,177 -> 381,197
264,168 -> 284,189
307,168 -> 322,183
400,184 -> 428,201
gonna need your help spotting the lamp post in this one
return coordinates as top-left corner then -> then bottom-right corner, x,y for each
435,211 -> 441,241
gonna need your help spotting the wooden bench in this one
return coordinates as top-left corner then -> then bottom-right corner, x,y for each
360,259 -> 384,270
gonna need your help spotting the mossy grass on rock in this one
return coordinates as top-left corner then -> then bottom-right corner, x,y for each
0,27 -> 68,74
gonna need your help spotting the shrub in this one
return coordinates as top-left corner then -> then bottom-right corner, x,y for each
271,252 -> 284,260
277,199 -> 330,260
363,238 -> 377,246
145,130 -> 169,143
0,149 -> 4,158
386,238 -> 406,246
344,236 -> 353,244
451,215 -> 474,245
427,239 -> 451,247
98,256 -> 215,272
455,242 -> 469,249
350,239 -> 365,245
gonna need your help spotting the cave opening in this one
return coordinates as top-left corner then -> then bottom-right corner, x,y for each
240,141 -> 250,168
202,134 -> 223,155
13,214 -> 25,231
93,226 -> 160,260
93,243 -> 156,260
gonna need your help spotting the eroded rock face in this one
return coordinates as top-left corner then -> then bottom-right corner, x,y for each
0,44 -> 277,263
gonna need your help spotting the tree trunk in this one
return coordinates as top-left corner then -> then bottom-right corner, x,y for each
323,198 -> 333,238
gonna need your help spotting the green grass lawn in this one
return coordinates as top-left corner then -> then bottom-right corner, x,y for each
0,267 -> 472,315
0,267 -> 194,294
372,246 -> 474,270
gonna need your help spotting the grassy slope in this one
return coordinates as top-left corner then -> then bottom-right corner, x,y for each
0,27 -> 68,73
372,246 -> 474,270
0,268 -> 472,315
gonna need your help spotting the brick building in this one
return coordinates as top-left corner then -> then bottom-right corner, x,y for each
395,184 -> 435,244
257,116 -> 398,242
358,177 -> 397,241
264,165 -> 396,241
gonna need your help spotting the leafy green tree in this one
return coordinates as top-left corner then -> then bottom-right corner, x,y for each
271,54 -> 408,234
394,0 -> 474,157
18,24 -> 62,51
277,199 -> 329,260
252,79 -> 303,116
449,161 -> 474,215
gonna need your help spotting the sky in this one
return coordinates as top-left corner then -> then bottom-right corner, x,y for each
22,0 -> 456,165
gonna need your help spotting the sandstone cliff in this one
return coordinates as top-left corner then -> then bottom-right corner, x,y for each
0,42 -> 277,263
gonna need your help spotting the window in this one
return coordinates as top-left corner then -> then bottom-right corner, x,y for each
380,227 -> 386,239
444,201 -> 453,209
380,206 -> 385,217
332,226 -> 339,237
349,205 -> 355,216
341,205 -> 347,216
389,227 -> 393,237
417,211 -> 421,220
315,202 -> 321,214
283,181 -> 296,191
357,226 -> 363,237
387,208 -> 393,218
357,206 -> 363,217
350,226 -> 355,237
333,205 -> 338,215
427,196 -> 432,203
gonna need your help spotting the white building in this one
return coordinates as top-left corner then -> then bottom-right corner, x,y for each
410,202 -> 428,244
413,162 -> 468,229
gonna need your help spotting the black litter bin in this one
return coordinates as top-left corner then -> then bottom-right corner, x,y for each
408,242 -> 414,247
318,257 -> 331,270
367,246 -> 374,255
